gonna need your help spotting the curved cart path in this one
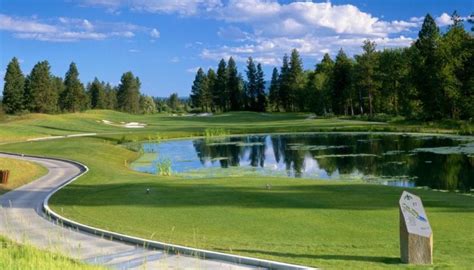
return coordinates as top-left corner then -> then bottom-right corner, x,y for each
0,153 -> 273,270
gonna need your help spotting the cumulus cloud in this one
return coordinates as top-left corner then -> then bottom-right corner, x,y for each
201,34 -> 414,65
0,13 -> 147,42
199,1 -> 431,65
76,1 -> 455,66
435,12 -> 452,26
81,0 -> 425,65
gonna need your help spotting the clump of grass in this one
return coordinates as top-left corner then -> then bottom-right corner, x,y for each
0,236 -> 102,270
156,158 -> 172,176
147,133 -> 163,142
459,122 -> 473,135
204,128 -> 229,138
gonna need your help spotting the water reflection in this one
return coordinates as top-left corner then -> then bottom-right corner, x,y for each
135,134 -> 474,192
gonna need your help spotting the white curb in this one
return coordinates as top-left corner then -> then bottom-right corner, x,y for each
1,151 -> 316,270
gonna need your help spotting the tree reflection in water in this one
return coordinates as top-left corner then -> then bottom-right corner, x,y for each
138,134 -> 473,192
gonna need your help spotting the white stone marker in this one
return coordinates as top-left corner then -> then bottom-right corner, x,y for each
399,191 -> 433,264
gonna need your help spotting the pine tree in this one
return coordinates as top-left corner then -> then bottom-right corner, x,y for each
256,63 -> 266,112
25,61 -> 57,113
315,53 -> 334,114
459,15 -> 474,118
288,49 -> 305,111
89,78 -> 107,109
378,48 -> 409,115
437,11 -> 472,119
227,57 -> 241,111
2,57 -> 25,114
190,68 -> 207,111
355,40 -> 380,117
215,59 -> 227,111
279,54 -> 291,111
117,71 -> 141,113
332,49 -> 354,115
168,93 -> 180,112
60,62 -> 87,112
268,67 -> 280,111
245,57 -> 258,110
306,54 -> 335,115
105,83 -> 117,110
414,14 -> 443,119
205,68 -> 217,112
51,76 -> 65,105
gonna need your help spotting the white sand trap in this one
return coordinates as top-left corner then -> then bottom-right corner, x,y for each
101,119 -> 146,128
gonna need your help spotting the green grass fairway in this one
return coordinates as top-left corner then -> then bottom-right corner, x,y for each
0,110 -> 473,269
0,110 -> 470,144
0,236 -> 103,270
0,157 -> 48,195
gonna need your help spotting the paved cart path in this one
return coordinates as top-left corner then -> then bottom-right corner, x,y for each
0,153 -> 260,270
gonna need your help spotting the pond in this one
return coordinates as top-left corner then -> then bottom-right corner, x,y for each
132,133 -> 474,192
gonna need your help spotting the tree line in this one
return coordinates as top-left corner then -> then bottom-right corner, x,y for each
190,13 -> 473,120
2,60 -> 157,114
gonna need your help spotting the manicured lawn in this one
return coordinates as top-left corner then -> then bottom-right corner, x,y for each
0,110 -> 472,269
0,110 -> 470,144
0,236 -> 104,270
0,157 -> 48,195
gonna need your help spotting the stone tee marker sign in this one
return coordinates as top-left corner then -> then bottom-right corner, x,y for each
399,191 -> 433,264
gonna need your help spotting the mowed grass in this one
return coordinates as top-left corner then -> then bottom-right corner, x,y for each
0,110 -> 470,144
0,236 -> 103,270
0,157 -> 48,195
0,110 -> 473,269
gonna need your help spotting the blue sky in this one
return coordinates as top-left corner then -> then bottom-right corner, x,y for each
0,0 -> 471,97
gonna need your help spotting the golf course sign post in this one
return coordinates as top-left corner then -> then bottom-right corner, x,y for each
399,191 -> 433,264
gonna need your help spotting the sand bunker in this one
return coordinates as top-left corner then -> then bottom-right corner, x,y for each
100,120 -> 146,128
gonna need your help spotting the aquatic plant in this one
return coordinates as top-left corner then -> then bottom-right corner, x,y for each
157,159 -> 172,176
204,128 -> 229,138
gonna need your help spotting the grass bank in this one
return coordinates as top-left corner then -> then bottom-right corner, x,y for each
0,110 -> 472,269
0,236 -> 103,270
0,157 -> 48,195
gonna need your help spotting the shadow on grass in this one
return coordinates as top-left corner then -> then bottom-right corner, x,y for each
230,249 -> 401,265
47,181 -> 474,212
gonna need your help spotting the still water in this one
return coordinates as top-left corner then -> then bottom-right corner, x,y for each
133,133 -> 474,192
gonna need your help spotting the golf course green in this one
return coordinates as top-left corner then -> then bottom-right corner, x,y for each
0,110 -> 472,269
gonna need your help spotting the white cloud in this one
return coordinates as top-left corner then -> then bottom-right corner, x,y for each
150,28 -> 160,38
0,14 -> 56,33
81,0 -> 424,66
197,1 -> 424,66
170,56 -> 180,63
83,0 -> 223,16
82,19 -> 94,30
436,13 -> 452,27
0,13 -> 148,42
213,1 -> 417,37
201,34 -> 414,66
128,49 -> 140,53
217,26 -> 250,41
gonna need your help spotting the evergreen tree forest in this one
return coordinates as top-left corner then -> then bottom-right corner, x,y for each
189,13 -> 473,120
1,61 -> 152,114
2,13 -> 473,120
